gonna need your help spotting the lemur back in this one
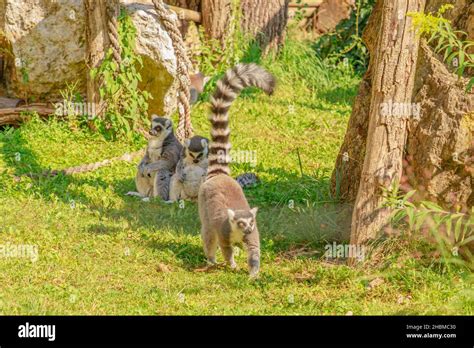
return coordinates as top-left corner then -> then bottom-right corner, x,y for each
198,63 -> 276,277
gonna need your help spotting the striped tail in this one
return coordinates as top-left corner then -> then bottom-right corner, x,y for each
207,63 -> 276,179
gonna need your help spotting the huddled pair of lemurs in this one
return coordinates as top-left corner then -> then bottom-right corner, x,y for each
130,64 -> 276,277
130,117 -> 208,203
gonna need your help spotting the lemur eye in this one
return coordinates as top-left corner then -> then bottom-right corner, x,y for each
237,222 -> 245,229
197,153 -> 203,158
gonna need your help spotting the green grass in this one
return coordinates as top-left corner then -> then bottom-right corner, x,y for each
0,39 -> 472,315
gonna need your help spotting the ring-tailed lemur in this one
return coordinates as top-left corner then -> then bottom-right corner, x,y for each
168,135 -> 209,202
127,116 -> 182,200
198,63 -> 276,277
235,172 -> 259,188
190,72 -> 211,104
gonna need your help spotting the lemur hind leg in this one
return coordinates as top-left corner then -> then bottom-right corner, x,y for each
153,170 -> 172,200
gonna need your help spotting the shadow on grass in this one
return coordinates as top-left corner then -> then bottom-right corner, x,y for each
0,128 -> 352,267
145,238 -> 204,270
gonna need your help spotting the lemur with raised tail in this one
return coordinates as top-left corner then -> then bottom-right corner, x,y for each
198,63 -> 276,278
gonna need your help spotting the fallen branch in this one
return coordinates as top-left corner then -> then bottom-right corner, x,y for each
0,104 -> 56,126
167,5 -> 201,23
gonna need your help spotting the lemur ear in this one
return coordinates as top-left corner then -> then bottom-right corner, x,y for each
165,119 -> 172,128
227,209 -> 235,221
250,207 -> 258,217
184,139 -> 191,148
201,138 -> 208,149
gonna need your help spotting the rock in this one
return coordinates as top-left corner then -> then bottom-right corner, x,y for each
367,277 -> 384,290
124,1 -> 178,116
0,0 -> 178,115
156,263 -> 171,273
312,0 -> 355,34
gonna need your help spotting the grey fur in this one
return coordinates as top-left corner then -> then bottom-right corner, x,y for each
199,175 -> 260,277
235,172 -> 259,188
207,63 -> 276,179
133,116 -> 182,200
169,135 -> 209,202
198,64 -> 275,277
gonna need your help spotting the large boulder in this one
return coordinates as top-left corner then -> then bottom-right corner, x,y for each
0,0 -> 178,115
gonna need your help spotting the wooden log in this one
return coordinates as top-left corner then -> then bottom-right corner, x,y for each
0,97 -> 22,109
0,105 -> 56,126
168,5 -> 201,23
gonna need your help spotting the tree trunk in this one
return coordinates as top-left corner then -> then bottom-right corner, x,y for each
201,0 -> 289,55
331,0 -> 382,202
84,0 -> 110,116
240,0 -> 290,55
332,0 -> 473,213
201,0 -> 232,44
349,0 -> 426,246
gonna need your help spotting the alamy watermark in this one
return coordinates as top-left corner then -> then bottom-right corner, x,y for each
216,149 -> 257,167
380,100 -> 420,119
0,243 -> 38,263
324,242 -> 365,261
54,100 -> 97,120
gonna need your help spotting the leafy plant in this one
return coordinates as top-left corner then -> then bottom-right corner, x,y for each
58,81 -> 86,131
382,182 -> 474,268
313,0 -> 375,75
90,9 -> 151,140
408,4 -> 474,92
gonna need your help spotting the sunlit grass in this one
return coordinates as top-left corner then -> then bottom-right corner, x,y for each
0,39 -> 472,315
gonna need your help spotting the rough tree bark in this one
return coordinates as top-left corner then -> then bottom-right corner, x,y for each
349,0 -> 426,245
201,0 -> 289,55
331,0 -> 383,202
240,0 -> 290,55
201,0 -> 232,45
332,0 -> 474,248
84,0 -> 111,116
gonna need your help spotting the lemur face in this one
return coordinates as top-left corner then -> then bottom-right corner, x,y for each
184,136 -> 209,164
227,208 -> 258,235
149,115 -> 172,140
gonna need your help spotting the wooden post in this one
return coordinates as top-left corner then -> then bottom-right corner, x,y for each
240,0 -> 290,55
201,0 -> 232,44
349,0 -> 426,248
84,0 -> 110,118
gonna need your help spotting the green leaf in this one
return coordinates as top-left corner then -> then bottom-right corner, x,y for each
466,77 -> 474,93
443,46 -> 453,61
454,216 -> 463,242
421,201 -> 444,213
